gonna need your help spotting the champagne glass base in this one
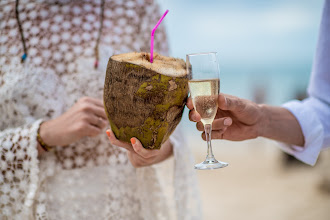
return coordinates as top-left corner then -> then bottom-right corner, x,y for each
194,158 -> 228,170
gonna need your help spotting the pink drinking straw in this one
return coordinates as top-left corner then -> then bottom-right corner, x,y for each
150,10 -> 169,63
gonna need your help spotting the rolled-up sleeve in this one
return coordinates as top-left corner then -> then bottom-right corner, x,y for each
279,98 -> 329,165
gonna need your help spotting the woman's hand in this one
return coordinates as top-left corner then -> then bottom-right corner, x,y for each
106,130 -> 173,168
187,93 -> 263,141
39,97 -> 108,148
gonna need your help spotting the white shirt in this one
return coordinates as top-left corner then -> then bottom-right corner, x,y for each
281,0 -> 330,165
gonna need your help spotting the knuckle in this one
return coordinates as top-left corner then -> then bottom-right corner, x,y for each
139,152 -> 149,159
80,96 -> 90,103
134,146 -> 141,153
80,114 -> 90,122
80,103 -> 91,112
74,122 -> 87,133
218,95 -> 226,109
237,99 -> 246,112
225,97 -> 232,108
134,148 -> 144,156
142,153 -> 153,159
101,120 -> 108,128
140,153 -> 148,159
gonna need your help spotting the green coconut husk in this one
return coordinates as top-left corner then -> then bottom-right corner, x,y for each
104,52 -> 188,149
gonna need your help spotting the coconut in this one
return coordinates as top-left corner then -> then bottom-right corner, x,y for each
104,52 -> 188,149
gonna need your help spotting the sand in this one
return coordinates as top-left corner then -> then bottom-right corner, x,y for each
190,137 -> 330,220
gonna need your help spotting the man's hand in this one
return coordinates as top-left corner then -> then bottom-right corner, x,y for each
106,130 -> 173,168
187,93 -> 263,141
187,93 -> 304,146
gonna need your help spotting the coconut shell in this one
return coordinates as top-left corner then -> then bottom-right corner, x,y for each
104,52 -> 188,149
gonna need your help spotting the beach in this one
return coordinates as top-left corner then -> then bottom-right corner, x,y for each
190,137 -> 330,220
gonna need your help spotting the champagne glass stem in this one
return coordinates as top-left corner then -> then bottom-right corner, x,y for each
205,124 -> 215,160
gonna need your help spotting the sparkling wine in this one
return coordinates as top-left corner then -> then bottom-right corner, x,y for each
188,78 -> 219,125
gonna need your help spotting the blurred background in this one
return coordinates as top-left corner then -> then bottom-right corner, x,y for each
158,0 -> 330,219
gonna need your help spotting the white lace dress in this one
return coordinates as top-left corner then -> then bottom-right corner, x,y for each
0,1 -> 201,219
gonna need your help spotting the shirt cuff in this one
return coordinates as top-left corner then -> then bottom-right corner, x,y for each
278,100 -> 324,165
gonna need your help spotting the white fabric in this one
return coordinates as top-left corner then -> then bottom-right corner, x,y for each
280,0 -> 330,165
170,123 -> 203,220
0,1 -> 201,219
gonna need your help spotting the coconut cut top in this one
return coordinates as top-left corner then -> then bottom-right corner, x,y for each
111,52 -> 187,77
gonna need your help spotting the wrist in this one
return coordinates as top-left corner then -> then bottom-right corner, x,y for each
257,104 -> 270,138
160,139 -> 174,161
166,140 -> 174,157
39,120 -> 57,147
37,142 -> 46,156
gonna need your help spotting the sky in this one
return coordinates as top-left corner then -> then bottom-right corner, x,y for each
157,0 -> 324,104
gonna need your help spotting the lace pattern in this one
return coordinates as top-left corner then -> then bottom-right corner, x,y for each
0,120 -> 41,219
0,1 -> 201,219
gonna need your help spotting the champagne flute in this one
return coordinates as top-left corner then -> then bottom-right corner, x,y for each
187,52 -> 228,170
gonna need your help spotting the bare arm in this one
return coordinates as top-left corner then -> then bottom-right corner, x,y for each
258,104 -> 304,146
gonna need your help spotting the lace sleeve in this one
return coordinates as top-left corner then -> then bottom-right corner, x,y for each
0,119 -> 42,219
137,0 -> 169,56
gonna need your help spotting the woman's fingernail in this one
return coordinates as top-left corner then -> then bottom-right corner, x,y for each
224,118 -> 232,126
130,138 -> 136,145
106,130 -> 111,137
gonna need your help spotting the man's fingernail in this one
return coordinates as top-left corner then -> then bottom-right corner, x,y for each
224,118 -> 232,126
106,130 -> 111,137
130,138 -> 136,145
